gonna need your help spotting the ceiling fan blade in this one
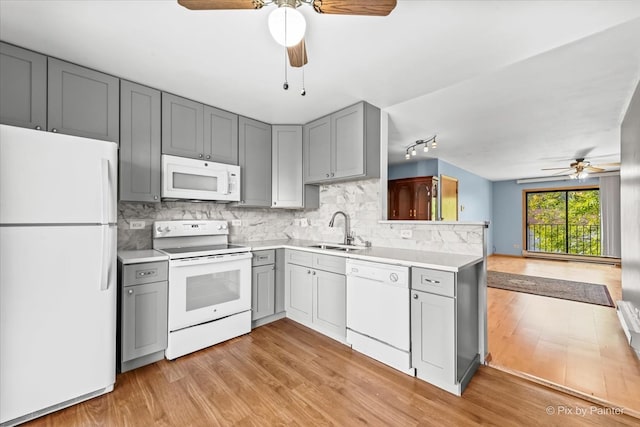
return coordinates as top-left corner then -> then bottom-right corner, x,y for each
585,166 -> 605,173
550,169 -> 573,176
541,167 -> 573,171
592,162 -> 621,167
177,0 -> 265,10
312,0 -> 397,16
288,38 -> 308,68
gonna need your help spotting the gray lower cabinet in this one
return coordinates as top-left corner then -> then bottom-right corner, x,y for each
410,265 -> 480,395
0,42 -> 47,130
47,58 -> 119,143
285,262 -> 314,324
252,264 -> 275,320
161,92 -> 204,159
272,125 -> 319,209
252,249 -> 285,327
284,250 -> 346,341
313,269 -> 346,338
118,260 -> 168,373
303,101 -> 380,184
238,116 -> 272,207
119,81 -> 161,202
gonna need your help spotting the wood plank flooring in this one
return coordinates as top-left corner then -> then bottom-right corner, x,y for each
487,255 -> 640,417
25,318 -> 636,426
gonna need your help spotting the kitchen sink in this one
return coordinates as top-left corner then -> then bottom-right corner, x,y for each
307,243 -> 363,252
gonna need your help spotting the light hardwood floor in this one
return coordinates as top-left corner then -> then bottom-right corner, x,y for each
487,255 -> 640,417
24,318 -> 637,426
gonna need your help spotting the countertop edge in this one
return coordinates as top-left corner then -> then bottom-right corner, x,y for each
237,240 -> 484,272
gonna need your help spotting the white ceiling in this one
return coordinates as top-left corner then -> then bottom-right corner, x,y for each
1,1 -> 639,181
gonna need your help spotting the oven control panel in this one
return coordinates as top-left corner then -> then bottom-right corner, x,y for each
153,220 -> 229,238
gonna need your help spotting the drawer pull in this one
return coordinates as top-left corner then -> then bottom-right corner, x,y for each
258,256 -> 268,260
422,278 -> 440,284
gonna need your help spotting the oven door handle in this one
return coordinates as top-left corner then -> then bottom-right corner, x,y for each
170,252 -> 252,267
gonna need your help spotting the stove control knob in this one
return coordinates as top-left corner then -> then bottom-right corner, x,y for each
221,223 -> 228,229
156,226 -> 162,232
164,226 -> 171,232
216,225 -> 222,230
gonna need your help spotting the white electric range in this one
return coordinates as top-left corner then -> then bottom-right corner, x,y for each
153,220 -> 252,359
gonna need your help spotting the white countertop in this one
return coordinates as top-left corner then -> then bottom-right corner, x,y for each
117,249 -> 168,265
234,239 -> 483,272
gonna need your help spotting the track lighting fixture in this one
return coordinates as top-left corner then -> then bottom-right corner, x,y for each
404,135 -> 437,160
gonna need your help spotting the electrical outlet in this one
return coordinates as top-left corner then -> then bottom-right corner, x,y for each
460,205 -> 465,212
400,229 -> 413,238
129,220 -> 145,230
231,219 -> 242,226
300,218 -> 309,227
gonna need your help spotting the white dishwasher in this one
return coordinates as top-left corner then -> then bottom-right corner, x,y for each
346,259 -> 414,375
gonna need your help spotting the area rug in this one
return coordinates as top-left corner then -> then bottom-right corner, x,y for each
487,271 -> 614,307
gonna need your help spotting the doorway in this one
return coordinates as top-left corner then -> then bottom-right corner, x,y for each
440,175 -> 458,221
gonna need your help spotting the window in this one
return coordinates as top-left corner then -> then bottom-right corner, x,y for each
525,188 -> 600,256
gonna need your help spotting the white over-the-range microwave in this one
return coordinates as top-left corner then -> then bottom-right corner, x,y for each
162,155 -> 240,202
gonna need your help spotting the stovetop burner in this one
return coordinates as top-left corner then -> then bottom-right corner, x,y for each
152,220 -> 250,259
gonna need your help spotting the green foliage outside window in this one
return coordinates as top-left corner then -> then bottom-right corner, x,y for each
526,189 -> 600,255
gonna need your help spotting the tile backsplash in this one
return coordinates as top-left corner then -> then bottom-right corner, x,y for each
118,179 -> 485,256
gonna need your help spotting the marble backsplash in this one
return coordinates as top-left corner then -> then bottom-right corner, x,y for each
118,179 -> 485,256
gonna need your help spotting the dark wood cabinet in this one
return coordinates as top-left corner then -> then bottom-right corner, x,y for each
388,176 -> 438,220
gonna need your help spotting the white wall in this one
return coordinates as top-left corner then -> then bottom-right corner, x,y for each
621,81 -> 640,305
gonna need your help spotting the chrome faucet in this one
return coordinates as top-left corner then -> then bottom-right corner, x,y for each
329,211 -> 354,246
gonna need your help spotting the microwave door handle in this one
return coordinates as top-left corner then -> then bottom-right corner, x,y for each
220,172 -> 230,195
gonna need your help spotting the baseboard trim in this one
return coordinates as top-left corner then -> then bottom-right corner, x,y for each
522,251 -> 621,266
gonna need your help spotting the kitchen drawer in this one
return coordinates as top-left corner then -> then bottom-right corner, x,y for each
123,261 -> 168,286
313,253 -> 346,275
252,249 -> 275,267
286,249 -> 313,266
411,267 -> 455,297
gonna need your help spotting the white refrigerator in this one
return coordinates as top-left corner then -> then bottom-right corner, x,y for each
0,124 -> 118,425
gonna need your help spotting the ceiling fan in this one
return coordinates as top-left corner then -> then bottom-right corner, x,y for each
177,0 -> 398,67
541,158 -> 620,179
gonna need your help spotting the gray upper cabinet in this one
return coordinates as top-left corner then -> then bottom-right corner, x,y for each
303,116 -> 331,181
0,42 -> 47,130
303,101 -> 380,184
161,92 -> 204,159
48,58 -> 119,143
332,103 -> 365,179
272,125 -> 303,208
204,105 -> 238,165
238,116 -> 272,207
162,93 -> 239,163
120,81 -> 161,203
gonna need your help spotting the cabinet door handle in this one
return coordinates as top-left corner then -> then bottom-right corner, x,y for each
198,154 -> 203,158
206,155 -> 211,159
128,289 -> 134,295
307,270 -> 311,274
51,128 -> 58,133
422,278 -> 441,284
312,271 -> 316,275
154,195 -> 158,200
35,125 -> 42,130
331,172 -> 335,177
326,174 -> 330,178
413,294 -> 418,299
392,209 -> 396,217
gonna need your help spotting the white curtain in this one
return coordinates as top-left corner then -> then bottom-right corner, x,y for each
600,175 -> 621,258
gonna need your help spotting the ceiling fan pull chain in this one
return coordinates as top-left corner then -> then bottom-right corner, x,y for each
283,7 -> 289,90
301,65 -> 306,96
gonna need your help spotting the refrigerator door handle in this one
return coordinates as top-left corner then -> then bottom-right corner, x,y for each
100,158 -> 110,224
100,226 -> 110,291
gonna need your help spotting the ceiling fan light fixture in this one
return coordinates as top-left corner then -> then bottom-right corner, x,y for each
268,6 -> 306,47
